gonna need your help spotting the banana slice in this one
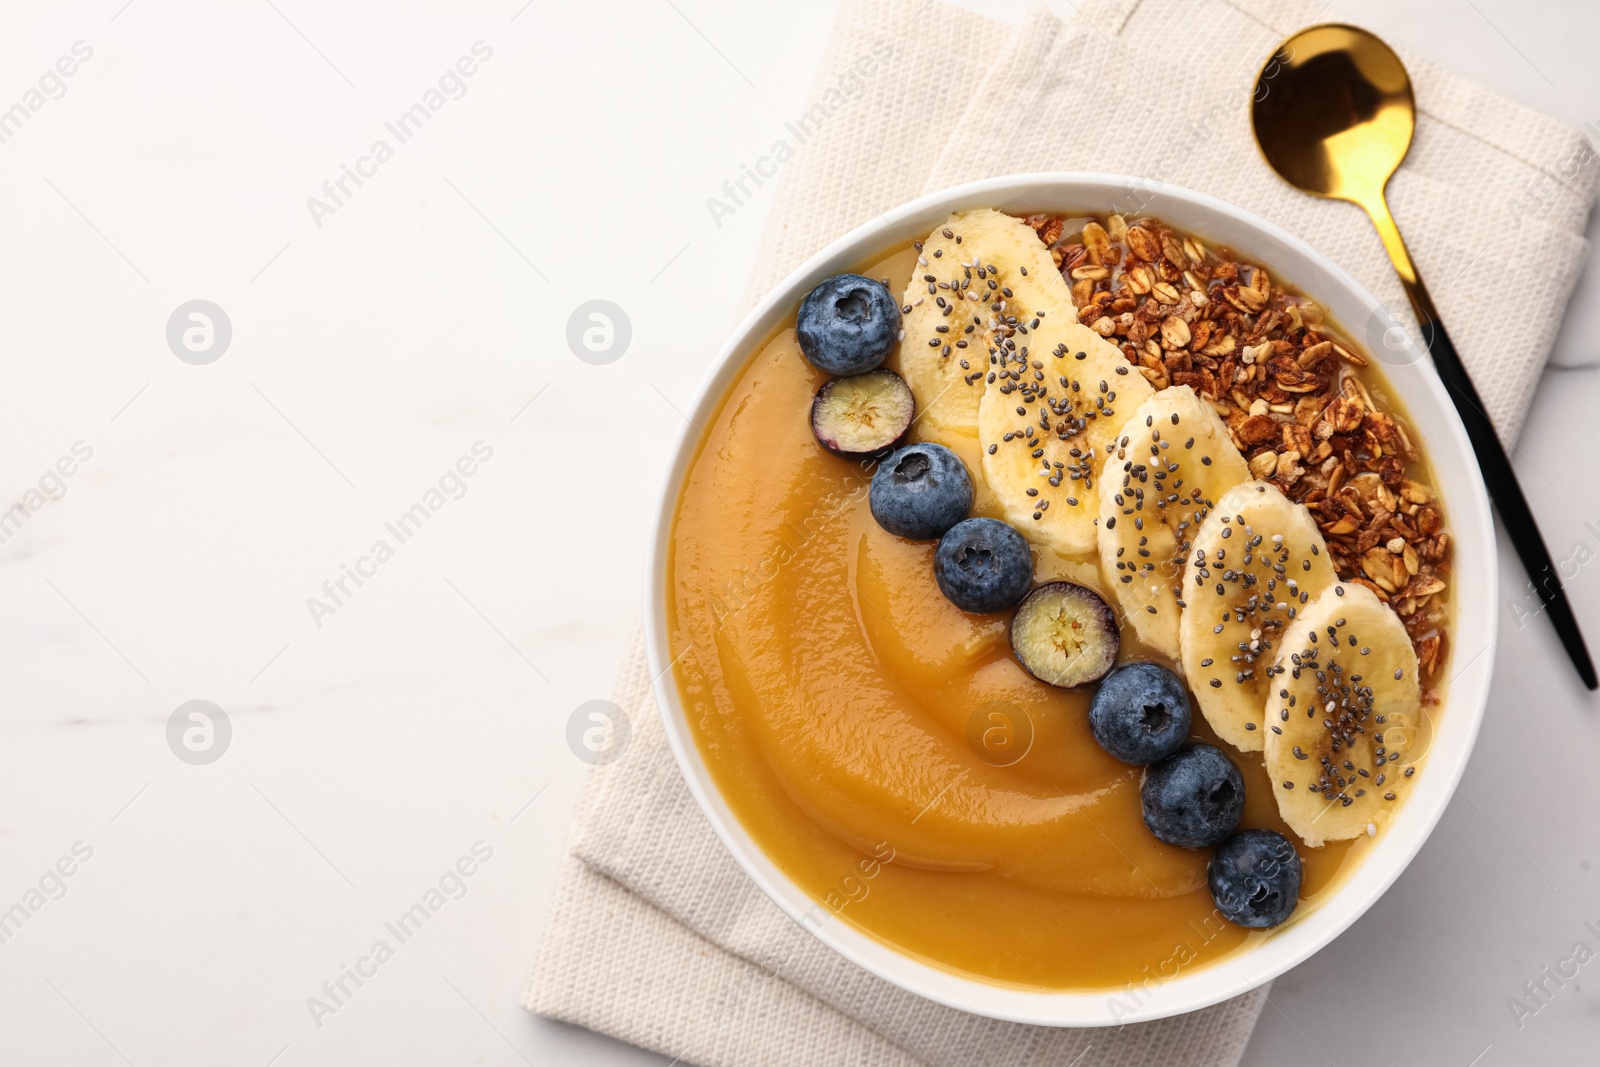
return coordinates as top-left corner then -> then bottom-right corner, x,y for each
977,320 -> 1153,557
1097,386 -> 1250,659
1180,481 -> 1338,751
898,208 -> 1154,556
1264,582 -> 1421,846
898,209 -> 1074,441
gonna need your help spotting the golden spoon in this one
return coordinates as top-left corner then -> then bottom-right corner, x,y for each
1252,23 -> 1596,690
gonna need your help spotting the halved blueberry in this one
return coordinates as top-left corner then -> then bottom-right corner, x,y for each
869,443 -> 972,540
1209,829 -> 1302,928
1089,661 -> 1192,764
796,273 -> 901,375
934,517 -> 1032,614
1141,744 -> 1244,848
811,370 -> 915,459
1010,582 -> 1119,688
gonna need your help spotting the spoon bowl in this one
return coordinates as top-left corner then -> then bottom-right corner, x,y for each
1253,24 -> 1416,206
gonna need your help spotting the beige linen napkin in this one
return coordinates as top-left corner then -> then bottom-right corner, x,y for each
525,2 -> 1597,1064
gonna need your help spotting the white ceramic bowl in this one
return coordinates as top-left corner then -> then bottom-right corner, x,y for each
645,174 -> 1496,1026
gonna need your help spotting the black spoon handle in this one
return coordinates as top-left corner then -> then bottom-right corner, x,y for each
1414,306 -> 1597,690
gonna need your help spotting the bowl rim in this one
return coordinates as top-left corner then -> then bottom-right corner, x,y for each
643,172 -> 1497,1026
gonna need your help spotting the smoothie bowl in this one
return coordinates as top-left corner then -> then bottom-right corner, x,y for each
645,175 -> 1495,1025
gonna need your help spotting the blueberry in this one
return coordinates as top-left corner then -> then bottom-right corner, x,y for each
811,370 -> 914,459
1011,583 -> 1119,688
869,443 -> 972,540
1089,662 -> 1192,764
1141,744 -> 1244,848
934,517 -> 1032,614
1209,829 -> 1302,928
796,273 -> 901,375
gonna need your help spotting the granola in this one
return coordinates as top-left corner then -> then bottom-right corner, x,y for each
1026,213 -> 1452,691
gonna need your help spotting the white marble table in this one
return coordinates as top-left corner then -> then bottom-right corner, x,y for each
0,1 -> 1594,1064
